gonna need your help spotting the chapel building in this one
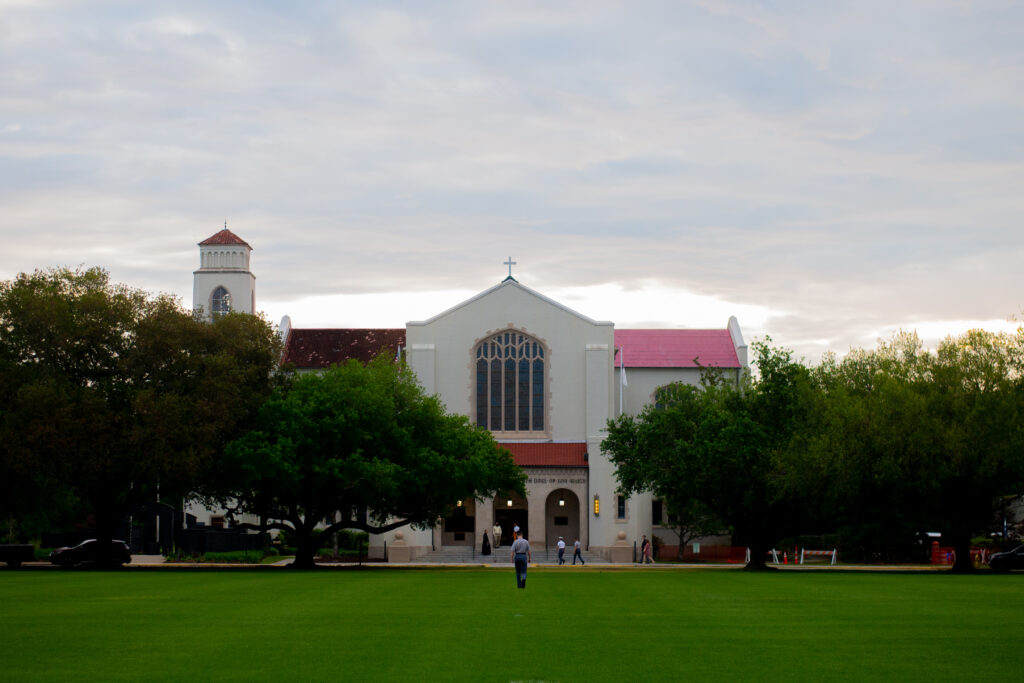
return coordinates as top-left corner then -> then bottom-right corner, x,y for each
192,229 -> 749,561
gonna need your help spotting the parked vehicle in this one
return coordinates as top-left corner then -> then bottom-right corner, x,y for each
49,539 -> 132,567
0,544 -> 36,568
988,544 -> 1024,572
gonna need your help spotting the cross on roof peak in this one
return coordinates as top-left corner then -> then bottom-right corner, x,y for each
503,256 -> 517,282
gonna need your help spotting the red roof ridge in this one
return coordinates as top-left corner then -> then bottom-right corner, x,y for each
618,327 -> 724,332
290,327 -> 404,332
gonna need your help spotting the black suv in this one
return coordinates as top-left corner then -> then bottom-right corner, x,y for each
50,539 -> 132,567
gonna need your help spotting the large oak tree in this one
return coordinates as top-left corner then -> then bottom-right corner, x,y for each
216,355 -> 526,568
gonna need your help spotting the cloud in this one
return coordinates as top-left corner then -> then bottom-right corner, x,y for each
1,1 -> 1022,367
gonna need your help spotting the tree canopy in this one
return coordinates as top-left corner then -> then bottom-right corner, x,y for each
216,355 -> 526,568
0,267 -> 282,556
604,342 -> 815,569
808,329 -> 1024,571
606,329 -> 1024,571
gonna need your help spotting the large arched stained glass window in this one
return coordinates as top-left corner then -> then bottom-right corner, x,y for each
211,286 -> 231,319
475,331 -> 545,432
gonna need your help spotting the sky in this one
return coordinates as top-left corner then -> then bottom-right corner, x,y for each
2,0 -> 1023,363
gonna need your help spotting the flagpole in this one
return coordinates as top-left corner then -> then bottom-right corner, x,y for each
618,347 -> 624,416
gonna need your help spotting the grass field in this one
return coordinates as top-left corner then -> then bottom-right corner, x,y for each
1,566 -> 1021,681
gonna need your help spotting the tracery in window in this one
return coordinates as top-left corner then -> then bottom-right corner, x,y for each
475,331 -> 545,432
211,286 -> 231,319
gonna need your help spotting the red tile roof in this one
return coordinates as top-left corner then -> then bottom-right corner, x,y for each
499,442 -> 588,468
282,329 -> 406,369
199,228 -> 251,248
614,329 -> 739,368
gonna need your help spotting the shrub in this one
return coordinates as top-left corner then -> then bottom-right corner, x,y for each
200,550 -> 264,564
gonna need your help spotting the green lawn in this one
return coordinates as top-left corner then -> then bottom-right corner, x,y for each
1,567 -> 1020,681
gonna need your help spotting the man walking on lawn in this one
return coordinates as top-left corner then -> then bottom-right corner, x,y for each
510,531 -> 531,588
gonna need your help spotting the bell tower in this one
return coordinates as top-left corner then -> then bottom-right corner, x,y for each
192,224 -> 256,320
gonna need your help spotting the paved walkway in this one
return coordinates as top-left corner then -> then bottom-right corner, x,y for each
133,556 -> 958,571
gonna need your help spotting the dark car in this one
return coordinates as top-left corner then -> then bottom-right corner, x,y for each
49,539 -> 132,567
988,544 -> 1024,572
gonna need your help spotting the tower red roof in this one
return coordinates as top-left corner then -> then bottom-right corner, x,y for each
199,228 -> 251,248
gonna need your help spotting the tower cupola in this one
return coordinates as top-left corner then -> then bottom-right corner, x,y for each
192,224 -> 256,320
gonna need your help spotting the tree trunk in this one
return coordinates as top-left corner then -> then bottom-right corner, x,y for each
743,542 -> 773,571
949,532 -> 976,574
93,504 -> 123,569
290,527 -> 319,569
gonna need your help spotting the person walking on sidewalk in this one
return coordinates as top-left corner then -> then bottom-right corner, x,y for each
557,537 -> 566,565
572,537 -> 585,565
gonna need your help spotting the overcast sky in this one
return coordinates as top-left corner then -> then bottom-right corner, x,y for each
2,0 -> 1022,363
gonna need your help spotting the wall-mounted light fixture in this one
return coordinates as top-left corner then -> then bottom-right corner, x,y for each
558,498 -> 565,507
456,500 -> 462,507
593,494 -> 600,516
507,499 -> 513,507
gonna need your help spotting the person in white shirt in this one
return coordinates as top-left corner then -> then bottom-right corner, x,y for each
556,537 -> 566,565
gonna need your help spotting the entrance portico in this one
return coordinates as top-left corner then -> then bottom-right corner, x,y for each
523,467 -> 588,549
472,470 -> 587,552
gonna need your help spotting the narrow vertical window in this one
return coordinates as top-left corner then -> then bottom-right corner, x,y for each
518,359 -> 530,430
532,359 -> 544,430
476,358 -> 488,427
504,358 -> 515,428
490,359 -> 502,429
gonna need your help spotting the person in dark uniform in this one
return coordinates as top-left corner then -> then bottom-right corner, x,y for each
510,531 -> 532,588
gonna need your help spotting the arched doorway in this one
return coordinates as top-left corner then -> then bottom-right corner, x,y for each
492,492 -> 528,546
545,489 -> 580,549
